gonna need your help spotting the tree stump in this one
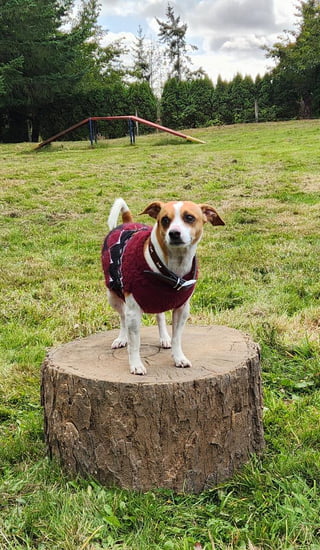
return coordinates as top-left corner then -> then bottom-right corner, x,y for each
41,325 -> 264,493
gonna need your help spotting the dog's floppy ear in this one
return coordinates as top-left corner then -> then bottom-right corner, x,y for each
200,204 -> 225,226
140,201 -> 164,219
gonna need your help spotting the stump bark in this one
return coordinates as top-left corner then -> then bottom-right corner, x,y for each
41,325 -> 264,493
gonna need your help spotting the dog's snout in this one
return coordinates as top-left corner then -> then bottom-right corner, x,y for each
169,229 -> 182,242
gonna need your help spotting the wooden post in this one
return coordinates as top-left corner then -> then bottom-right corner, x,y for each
254,99 -> 259,123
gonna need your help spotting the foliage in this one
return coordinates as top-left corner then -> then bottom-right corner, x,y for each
161,78 -> 192,128
2,0 -> 320,143
0,0 -> 122,142
37,81 -> 158,141
131,25 -> 151,83
266,0 -> 320,118
0,120 -> 320,549
161,74 -> 271,129
156,3 -> 197,81
126,82 -> 158,130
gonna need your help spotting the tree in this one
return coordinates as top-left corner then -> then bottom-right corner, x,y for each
161,77 -> 189,128
266,0 -> 320,118
132,26 -> 151,83
228,74 -> 256,123
0,0 -> 121,141
188,77 -> 215,126
127,82 -> 158,132
255,74 -> 278,121
156,3 -> 197,81
212,76 -> 232,124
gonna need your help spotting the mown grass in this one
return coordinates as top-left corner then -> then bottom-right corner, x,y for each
0,120 -> 319,549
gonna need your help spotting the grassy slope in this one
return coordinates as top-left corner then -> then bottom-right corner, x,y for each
0,120 -> 319,549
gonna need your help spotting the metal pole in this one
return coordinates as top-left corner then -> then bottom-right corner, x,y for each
128,118 -> 135,144
89,118 -> 94,146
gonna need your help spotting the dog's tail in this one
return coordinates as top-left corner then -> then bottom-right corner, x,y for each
107,198 -> 133,230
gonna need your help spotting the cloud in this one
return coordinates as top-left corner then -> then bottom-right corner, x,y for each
191,50 -> 269,82
221,34 -> 270,53
98,0 -> 297,81
190,0 -> 276,34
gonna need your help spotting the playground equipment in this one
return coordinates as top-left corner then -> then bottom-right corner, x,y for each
34,115 -> 205,150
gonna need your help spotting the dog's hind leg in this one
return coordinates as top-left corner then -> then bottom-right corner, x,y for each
107,290 -> 128,348
125,295 -> 146,375
156,313 -> 171,349
171,300 -> 192,368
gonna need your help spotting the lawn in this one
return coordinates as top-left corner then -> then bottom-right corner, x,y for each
0,120 -> 319,549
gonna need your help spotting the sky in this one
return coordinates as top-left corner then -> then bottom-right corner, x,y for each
97,0 -> 299,83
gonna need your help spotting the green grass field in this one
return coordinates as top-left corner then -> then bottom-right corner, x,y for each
0,120 -> 319,549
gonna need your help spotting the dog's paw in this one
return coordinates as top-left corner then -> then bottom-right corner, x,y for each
160,336 -> 171,349
130,362 -> 147,375
111,337 -> 128,349
173,354 -> 192,368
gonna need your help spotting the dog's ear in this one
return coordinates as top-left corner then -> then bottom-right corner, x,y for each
200,204 -> 225,226
140,201 -> 164,219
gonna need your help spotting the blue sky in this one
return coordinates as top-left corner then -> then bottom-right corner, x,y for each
98,0 -> 298,82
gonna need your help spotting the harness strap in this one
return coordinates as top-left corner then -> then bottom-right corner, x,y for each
144,241 -> 197,291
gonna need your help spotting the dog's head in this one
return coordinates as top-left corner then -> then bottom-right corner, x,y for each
141,200 -> 224,249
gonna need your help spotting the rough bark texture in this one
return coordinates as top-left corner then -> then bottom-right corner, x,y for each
41,325 -> 264,493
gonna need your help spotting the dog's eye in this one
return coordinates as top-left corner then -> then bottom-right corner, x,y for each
161,216 -> 171,228
184,213 -> 196,224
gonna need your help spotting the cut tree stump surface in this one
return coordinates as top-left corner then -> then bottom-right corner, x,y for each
41,325 -> 264,493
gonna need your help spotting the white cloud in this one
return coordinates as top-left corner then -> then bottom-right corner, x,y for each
99,0 -> 297,82
221,34 -> 271,53
274,0 -> 297,26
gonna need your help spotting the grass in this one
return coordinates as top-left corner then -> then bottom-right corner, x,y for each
0,120 -> 319,549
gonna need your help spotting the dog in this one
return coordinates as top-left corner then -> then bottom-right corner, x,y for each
102,198 -> 224,375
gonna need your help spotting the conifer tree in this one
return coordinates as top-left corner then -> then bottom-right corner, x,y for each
156,3 -> 197,81
132,26 -> 151,82
0,0 -> 120,141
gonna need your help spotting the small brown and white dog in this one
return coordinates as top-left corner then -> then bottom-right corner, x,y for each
102,198 -> 224,375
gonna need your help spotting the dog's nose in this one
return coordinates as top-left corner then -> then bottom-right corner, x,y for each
169,229 -> 182,242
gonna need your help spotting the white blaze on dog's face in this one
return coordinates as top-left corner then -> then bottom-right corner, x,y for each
158,201 -> 205,248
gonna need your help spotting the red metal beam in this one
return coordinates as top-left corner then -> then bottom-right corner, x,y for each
34,118 -> 90,149
35,115 -> 205,150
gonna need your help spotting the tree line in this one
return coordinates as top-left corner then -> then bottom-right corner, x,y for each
1,0 -> 320,143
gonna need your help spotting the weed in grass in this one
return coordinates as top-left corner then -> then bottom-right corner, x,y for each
0,121 -> 320,549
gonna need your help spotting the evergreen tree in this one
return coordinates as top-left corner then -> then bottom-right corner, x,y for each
156,3 -> 197,81
228,74 -> 255,123
189,77 -> 215,127
255,74 -> 277,121
0,0 -> 120,141
161,77 -> 190,128
213,76 -> 232,124
132,26 -> 151,83
127,82 -> 158,129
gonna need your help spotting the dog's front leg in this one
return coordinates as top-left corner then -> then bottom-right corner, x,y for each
156,313 -> 171,349
125,295 -> 146,375
171,300 -> 192,368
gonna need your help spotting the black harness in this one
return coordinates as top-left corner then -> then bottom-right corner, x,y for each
144,241 -> 197,291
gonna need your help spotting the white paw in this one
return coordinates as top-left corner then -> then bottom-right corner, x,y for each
111,337 -> 128,349
160,336 -> 171,349
173,354 -> 192,368
130,362 -> 147,375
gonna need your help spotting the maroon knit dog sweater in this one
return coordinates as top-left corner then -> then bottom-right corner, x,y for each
102,223 -> 197,314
